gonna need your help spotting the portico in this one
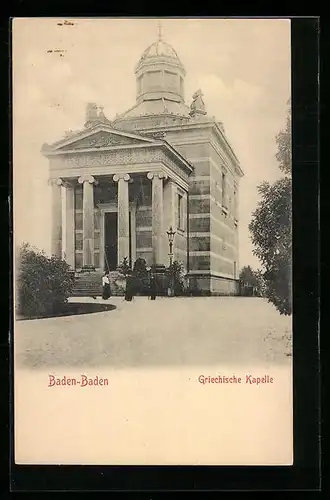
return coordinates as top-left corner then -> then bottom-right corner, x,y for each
43,124 -> 193,272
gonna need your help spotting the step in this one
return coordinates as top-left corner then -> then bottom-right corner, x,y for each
71,270 -> 126,297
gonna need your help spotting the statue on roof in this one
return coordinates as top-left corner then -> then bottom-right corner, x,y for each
97,106 -> 111,125
84,103 -> 111,128
189,89 -> 207,116
85,103 -> 98,122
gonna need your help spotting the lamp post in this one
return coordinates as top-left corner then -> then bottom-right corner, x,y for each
166,226 -> 176,296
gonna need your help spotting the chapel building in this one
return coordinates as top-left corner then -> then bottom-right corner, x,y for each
42,29 -> 244,295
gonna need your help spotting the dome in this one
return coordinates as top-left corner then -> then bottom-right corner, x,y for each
138,40 -> 182,65
134,27 -> 186,105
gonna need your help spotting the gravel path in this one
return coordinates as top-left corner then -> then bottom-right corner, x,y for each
15,297 -> 292,369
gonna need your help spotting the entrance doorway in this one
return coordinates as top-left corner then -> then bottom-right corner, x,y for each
103,210 -> 134,271
104,212 -> 117,271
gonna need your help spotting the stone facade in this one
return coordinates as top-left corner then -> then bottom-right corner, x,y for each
43,31 -> 243,294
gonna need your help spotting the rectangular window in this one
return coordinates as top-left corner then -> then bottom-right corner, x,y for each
75,252 -> 83,269
233,189 -> 237,218
164,70 -> 178,91
222,173 -> 227,208
94,210 -> 100,230
75,211 -> 83,230
94,252 -> 100,269
94,232 -> 100,250
177,193 -> 184,230
75,232 -> 83,251
146,70 -> 161,90
234,187 -> 239,221
74,185 -> 83,210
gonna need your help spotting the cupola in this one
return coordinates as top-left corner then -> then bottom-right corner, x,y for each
135,23 -> 186,105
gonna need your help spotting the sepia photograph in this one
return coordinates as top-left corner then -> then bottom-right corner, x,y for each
13,17 -> 292,466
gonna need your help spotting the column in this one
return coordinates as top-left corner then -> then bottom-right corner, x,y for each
147,171 -> 166,266
63,181 -> 75,268
49,178 -> 63,258
78,175 -> 97,269
113,173 -> 130,266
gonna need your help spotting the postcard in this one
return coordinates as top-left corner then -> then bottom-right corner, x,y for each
12,17 -> 293,466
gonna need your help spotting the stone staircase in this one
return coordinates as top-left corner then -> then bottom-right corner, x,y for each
71,272 -> 102,297
71,271 -> 126,297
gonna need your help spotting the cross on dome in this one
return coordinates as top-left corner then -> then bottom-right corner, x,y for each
158,20 -> 163,41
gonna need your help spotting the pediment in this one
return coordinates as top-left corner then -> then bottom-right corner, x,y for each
46,126 -> 156,154
59,131 -> 152,151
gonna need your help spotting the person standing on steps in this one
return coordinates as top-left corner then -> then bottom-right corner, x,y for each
102,272 -> 111,300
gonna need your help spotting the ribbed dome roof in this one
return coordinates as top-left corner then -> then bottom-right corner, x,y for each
138,40 -> 183,66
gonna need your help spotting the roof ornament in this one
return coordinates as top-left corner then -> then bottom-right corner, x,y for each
84,103 -> 111,128
97,105 -> 111,124
189,89 -> 207,117
85,102 -> 98,123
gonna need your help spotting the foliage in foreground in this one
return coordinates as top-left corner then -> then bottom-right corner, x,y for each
16,243 -> 74,317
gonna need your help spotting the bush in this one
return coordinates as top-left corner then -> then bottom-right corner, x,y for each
132,257 -> 148,278
16,243 -> 74,317
118,257 -> 131,277
167,261 -> 186,296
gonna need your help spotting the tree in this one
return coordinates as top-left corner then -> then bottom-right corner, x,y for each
239,265 -> 265,297
249,101 -> 292,315
275,98 -> 291,175
239,265 -> 259,287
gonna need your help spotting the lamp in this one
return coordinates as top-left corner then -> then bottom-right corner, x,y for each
166,226 -> 176,297
166,226 -> 176,267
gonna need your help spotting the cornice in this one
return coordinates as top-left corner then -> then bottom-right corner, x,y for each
125,119 -> 243,178
46,140 -> 193,178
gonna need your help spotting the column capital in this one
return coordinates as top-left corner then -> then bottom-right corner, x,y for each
78,174 -> 98,185
48,178 -> 63,187
113,173 -> 130,182
147,171 -> 167,180
61,179 -> 74,188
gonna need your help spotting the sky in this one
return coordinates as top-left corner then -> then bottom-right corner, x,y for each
12,18 -> 291,269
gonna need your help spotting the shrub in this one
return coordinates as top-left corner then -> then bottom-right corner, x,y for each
16,243 -> 74,317
132,257 -> 148,278
118,257 -> 131,277
167,260 -> 186,296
